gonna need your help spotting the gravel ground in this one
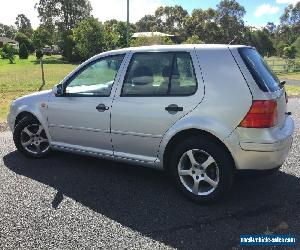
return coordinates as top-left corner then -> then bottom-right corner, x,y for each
0,99 -> 299,250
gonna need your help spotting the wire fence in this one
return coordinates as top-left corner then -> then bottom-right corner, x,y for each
265,58 -> 300,73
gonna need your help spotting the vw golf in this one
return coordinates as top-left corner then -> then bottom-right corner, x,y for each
8,45 -> 294,203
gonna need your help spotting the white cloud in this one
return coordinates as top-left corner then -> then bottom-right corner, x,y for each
276,0 -> 299,4
255,4 -> 280,18
90,0 -> 163,23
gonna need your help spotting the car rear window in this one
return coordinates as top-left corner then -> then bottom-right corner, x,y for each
238,48 -> 280,92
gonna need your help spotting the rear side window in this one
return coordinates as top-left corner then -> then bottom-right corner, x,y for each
238,48 -> 280,92
121,52 -> 197,96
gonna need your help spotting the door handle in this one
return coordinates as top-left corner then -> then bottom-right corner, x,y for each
96,103 -> 109,112
165,104 -> 183,112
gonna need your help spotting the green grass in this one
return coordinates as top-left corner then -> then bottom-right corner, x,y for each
285,85 -> 300,97
0,55 -> 78,122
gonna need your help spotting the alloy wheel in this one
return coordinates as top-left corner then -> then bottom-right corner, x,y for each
178,149 -> 219,196
20,124 -> 49,155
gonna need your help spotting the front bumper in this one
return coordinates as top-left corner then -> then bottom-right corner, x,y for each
7,111 -> 15,132
226,115 -> 294,170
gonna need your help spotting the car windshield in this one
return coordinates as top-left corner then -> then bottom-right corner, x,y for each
238,48 -> 280,92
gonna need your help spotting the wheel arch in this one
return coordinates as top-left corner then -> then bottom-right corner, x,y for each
14,111 -> 39,127
162,128 -> 236,171
13,108 -> 51,141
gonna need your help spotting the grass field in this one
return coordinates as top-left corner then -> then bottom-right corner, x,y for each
0,55 -> 78,122
0,55 -> 300,122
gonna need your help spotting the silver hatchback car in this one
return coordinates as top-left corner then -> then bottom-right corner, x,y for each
8,45 -> 294,203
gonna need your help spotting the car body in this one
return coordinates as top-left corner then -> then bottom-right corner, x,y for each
8,44 -> 294,203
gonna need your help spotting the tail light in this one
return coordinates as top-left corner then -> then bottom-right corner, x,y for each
285,91 -> 288,103
239,100 -> 277,128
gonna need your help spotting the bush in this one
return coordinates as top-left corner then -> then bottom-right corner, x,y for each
36,49 -> 43,60
1,44 -> 16,63
14,32 -> 34,53
19,43 -> 29,59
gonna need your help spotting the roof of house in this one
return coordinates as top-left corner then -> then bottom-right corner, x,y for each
132,32 -> 174,38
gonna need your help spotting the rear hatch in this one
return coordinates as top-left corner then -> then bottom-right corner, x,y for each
238,47 -> 287,129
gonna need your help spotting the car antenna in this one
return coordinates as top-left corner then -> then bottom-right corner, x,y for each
228,35 -> 237,45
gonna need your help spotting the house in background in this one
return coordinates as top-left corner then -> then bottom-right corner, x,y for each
132,32 -> 174,39
0,37 -> 19,50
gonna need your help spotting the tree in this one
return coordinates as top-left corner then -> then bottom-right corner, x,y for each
293,36 -> 300,58
183,35 -> 204,44
130,35 -> 174,47
154,5 -> 188,36
216,0 -> 246,43
248,29 -> 275,56
135,15 -> 156,32
280,3 -> 300,27
265,22 -> 276,35
0,23 -> 16,39
35,0 -> 92,31
14,32 -> 34,53
283,45 -> 296,59
61,30 -> 75,60
19,43 -> 29,59
279,3 -> 300,45
15,14 -> 33,37
103,20 -> 130,48
32,25 -> 53,49
184,8 -> 221,43
73,18 -> 105,61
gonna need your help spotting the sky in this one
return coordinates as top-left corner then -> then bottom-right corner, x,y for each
0,0 -> 298,29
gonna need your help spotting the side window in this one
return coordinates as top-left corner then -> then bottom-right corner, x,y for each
65,54 -> 125,96
122,53 -> 173,96
170,53 -> 197,95
121,52 -> 197,96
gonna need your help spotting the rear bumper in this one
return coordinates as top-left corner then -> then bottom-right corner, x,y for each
226,115 -> 294,170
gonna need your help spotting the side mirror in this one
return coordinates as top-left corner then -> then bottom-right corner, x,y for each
53,84 -> 64,96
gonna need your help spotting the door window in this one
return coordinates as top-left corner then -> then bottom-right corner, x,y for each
121,52 -> 197,96
65,54 -> 125,96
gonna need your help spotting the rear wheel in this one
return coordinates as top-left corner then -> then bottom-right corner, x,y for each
13,116 -> 50,158
168,136 -> 234,204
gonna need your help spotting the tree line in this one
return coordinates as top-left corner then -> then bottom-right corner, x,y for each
1,0 -> 300,62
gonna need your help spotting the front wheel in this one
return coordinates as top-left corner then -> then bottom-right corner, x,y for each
13,116 -> 50,158
168,136 -> 234,204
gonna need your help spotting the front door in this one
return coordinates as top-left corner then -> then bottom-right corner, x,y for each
47,54 -> 125,155
111,50 -> 203,162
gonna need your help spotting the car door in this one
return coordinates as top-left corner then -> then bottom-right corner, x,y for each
111,50 -> 204,162
47,53 -> 126,155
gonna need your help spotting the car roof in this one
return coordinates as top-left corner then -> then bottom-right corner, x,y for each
104,44 -> 249,53
87,44 -> 252,62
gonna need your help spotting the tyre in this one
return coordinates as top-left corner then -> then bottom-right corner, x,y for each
13,116 -> 50,158
168,136 -> 234,204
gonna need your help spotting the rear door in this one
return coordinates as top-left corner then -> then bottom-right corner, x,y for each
110,50 -> 204,162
